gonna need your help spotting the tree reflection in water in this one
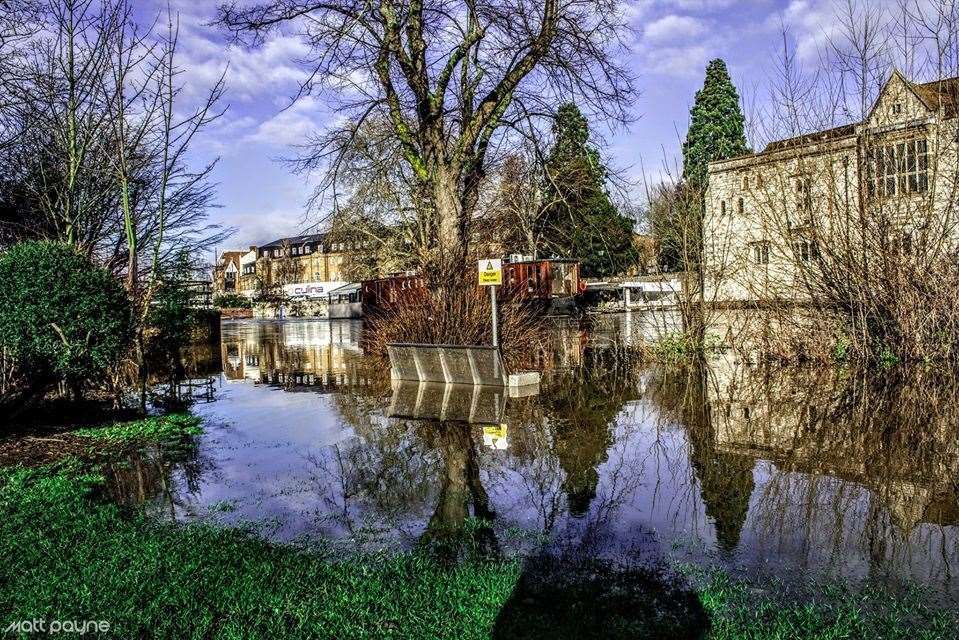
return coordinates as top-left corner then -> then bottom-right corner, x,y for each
648,362 -> 756,554
419,421 -> 500,561
148,317 -> 959,603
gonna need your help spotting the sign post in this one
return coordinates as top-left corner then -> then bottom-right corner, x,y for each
478,259 -> 503,348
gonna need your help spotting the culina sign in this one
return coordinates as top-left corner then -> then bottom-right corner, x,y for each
282,281 -> 348,299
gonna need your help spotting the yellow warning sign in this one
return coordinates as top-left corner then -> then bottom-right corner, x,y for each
478,258 -> 502,286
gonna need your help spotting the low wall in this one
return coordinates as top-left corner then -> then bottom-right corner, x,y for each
220,307 -> 253,320
253,299 -> 330,319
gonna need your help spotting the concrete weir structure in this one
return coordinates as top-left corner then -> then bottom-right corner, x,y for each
386,343 -> 540,395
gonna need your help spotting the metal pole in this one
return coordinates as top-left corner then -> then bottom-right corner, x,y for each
490,285 -> 499,348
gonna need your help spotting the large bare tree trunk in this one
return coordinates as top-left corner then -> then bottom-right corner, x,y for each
432,168 -> 467,277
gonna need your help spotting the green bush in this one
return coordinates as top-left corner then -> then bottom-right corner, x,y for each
0,241 -> 131,395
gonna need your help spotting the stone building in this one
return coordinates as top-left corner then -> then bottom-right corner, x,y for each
212,250 -> 245,296
212,233 -> 368,301
704,71 -> 959,303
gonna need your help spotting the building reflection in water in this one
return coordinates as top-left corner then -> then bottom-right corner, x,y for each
220,319 -> 374,391
696,352 -> 959,593
149,317 -> 959,602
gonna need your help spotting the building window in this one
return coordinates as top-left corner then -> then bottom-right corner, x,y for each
742,175 -> 749,190
869,138 -> 928,198
720,200 -> 726,216
304,245 -> 311,254
792,239 -> 819,262
891,102 -> 902,116
751,241 -> 770,265
795,176 -> 812,216
738,197 -> 744,214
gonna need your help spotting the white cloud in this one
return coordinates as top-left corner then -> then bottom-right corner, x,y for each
669,0 -> 738,10
221,208 -> 308,249
643,44 -> 712,78
245,96 -> 326,147
644,15 -> 707,43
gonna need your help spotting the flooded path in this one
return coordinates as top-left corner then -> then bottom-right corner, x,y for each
129,314 -> 959,604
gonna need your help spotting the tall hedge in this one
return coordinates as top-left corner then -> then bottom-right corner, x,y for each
0,241 -> 131,394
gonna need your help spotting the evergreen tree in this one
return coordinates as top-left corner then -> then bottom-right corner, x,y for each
658,59 -> 750,284
682,59 -> 750,189
537,103 -> 636,278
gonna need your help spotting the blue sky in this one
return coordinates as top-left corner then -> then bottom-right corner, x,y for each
155,0 -> 852,258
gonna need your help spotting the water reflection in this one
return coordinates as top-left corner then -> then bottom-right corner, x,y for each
699,356 -> 959,594
143,316 -> 958,603
389,381 -> 507,425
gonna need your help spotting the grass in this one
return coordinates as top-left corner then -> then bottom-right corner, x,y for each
0,466 -> 519,639
0,414 -> 203,468
72,413 -> 203,443
651,332 -> 725,362
0,415 -> 956,639
683,565 -> 957,640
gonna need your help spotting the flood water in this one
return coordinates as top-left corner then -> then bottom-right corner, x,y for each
122,313 -> 959,605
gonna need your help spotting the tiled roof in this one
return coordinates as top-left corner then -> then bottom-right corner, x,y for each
910,76 -> 959,117
218,251 -> 245,267
258,233 -> 328,250
759,74 -> 959,155
763,124 -> 857,153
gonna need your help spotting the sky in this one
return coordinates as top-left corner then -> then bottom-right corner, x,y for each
150,0 -> 856,259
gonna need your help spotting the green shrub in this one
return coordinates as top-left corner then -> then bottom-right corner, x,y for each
0,241 -> 131,396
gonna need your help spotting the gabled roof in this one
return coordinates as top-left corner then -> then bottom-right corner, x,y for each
218,250 -> 244,268
910,76 -> 959,117
758,72 -> 959,156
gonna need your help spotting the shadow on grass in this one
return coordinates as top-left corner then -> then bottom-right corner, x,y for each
492,552 -> 709,640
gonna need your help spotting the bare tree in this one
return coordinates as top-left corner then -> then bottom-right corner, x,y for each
0,0 -> 229,282
712,1 -> 959,364
217,0 -> 636,278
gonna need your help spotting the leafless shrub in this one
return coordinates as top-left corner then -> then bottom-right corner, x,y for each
365,274 -> 549,372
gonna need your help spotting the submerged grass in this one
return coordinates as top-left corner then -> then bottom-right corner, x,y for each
0,416 -> 956,639
72,413 -> 203,443
683,565 -> 957,640
0,414 -> 202,468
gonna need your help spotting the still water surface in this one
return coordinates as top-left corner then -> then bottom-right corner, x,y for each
118,313 -> 959,604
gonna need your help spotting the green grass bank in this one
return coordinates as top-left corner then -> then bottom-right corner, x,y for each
0,416 -> 955,639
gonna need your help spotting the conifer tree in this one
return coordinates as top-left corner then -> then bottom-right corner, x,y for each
537,103 -> 636,277
682,59 -> 750,189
